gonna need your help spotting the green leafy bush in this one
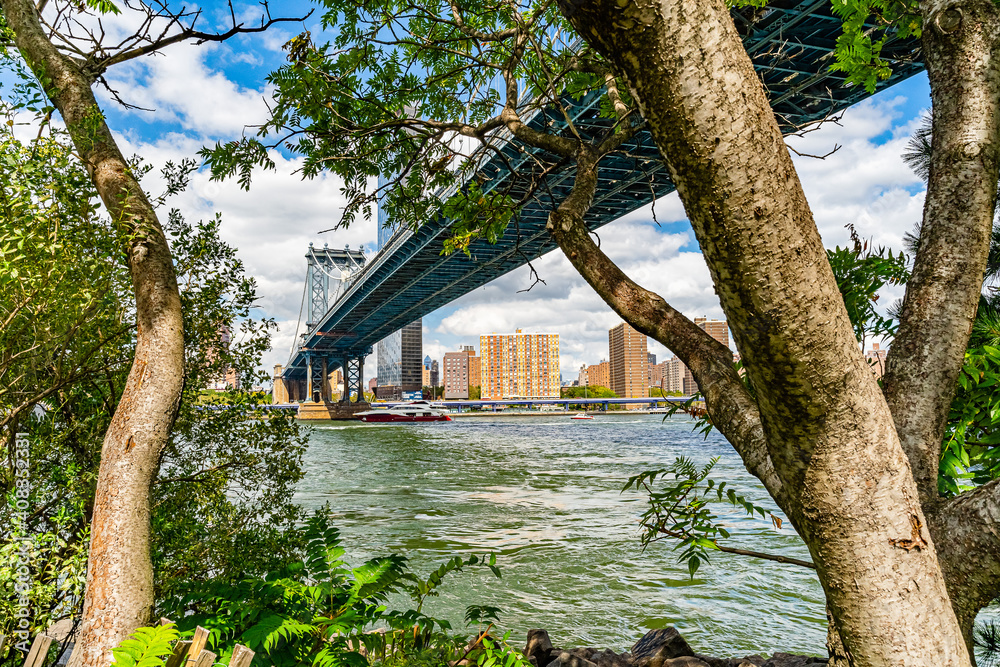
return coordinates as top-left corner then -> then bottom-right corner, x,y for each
940,345 -> 1000,495
159,514 -> 525,667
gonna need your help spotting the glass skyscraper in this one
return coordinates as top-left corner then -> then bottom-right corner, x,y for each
375,174 -> 422,400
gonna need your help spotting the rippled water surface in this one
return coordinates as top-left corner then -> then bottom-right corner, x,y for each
294,414 -> 827,657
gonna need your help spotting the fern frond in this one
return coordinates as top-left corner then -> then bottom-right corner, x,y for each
351,555 -> 407,600
110,625 -> 180,667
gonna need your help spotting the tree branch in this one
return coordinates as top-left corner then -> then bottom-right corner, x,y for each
93,4 -> 313,72
544,145 -> 785,508
928,479 -> 1000,627
654,527 -> 816,569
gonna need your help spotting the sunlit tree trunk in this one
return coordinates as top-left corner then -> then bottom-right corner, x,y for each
2,2 -> 185,666
553,0 -> 976,663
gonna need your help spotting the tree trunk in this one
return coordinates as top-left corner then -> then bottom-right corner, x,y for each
2,2 -> 185,666
929,479 -> 1000,663
884,0 -> 1000,508
881,1 -> 1000,655
555,0 -> 970,663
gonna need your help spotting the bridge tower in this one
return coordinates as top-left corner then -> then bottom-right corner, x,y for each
280,244 -> 373,418
305,243 -> 366,328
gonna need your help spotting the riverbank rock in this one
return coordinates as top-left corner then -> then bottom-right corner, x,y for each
631,628 -> 695,665
691,655 -> 729,667
545,651 -> 598,667
660,659 -> 710,667
587,648 -> 634,667
525,630 -> 555,666
762,654 -> 827,667
526,627 -> 826,667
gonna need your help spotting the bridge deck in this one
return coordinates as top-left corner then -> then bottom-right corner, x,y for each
285,0 -> 923,378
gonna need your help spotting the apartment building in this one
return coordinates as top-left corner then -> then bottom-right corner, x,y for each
444,346 -> 478,399
479,330 -> 560,399
609,322 -> 649,400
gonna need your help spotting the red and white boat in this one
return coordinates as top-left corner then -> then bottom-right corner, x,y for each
355,401 -> 452,423
571,413 -> 594,420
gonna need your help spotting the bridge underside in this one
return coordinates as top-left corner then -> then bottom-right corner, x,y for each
284,0 -> 923,380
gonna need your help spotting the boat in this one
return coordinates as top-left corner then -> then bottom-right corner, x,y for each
355,400 -> 452,423
571,383 -> 594,420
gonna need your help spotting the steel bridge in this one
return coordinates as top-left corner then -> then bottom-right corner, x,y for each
275,0 -> 924,407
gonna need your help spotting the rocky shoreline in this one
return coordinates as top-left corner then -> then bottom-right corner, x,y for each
519,628 -> 828,667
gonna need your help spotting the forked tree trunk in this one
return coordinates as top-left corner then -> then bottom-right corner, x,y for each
555,0 -> 971,663
2,2 -> 186,666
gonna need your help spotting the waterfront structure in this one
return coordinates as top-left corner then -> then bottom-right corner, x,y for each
273,364 -> 344,403
443,347 -> 477,399
609,322 -> 649,401
480,330 -> 560,399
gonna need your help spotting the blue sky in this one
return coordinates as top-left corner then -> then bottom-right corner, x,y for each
53,1 -> 933,384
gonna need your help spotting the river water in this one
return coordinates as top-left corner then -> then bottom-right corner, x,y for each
294,414 -> 829,658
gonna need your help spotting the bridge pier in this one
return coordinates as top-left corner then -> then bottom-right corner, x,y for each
297,349 -> 371,420
356,355 -> 365,401
308,355 -> 314,401
272,365 -> 289,404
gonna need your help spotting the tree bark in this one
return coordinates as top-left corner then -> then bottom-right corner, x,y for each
556,0 -> 970,663
930,481 -> 1000,661
879,0 -> 1000,654
884,0 -> 1000,508
2,2 -> 185,666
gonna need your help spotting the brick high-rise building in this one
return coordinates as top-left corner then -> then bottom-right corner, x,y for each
609,322 -> 649,400
663,356 -> 697,395
650,361 -> 664,388
694,317 -> 729,348
480,330 -> 560,399
444,347 -> 478,399
468,352 -> 480,388
653,317 -> 728,398
866,342 -> 887,379
586,360 -> 610,390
